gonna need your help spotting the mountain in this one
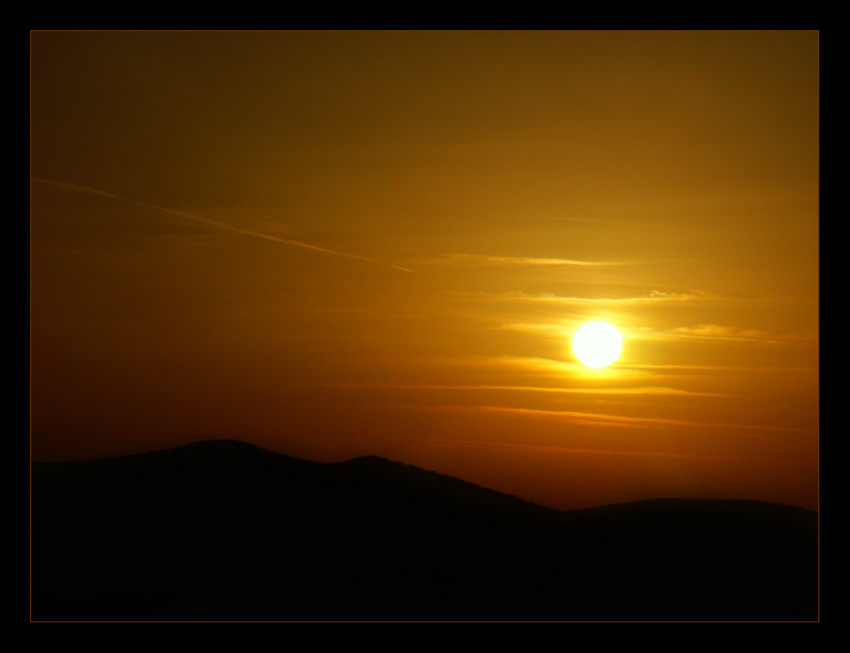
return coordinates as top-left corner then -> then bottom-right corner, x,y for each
31,440 -> 818,621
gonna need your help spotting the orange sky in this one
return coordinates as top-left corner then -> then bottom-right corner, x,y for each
30,31 -> 818,511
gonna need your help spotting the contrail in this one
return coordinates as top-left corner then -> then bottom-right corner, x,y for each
31,178 -> 415,273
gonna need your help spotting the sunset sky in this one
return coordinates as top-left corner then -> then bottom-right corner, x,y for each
30,31 -> 818,512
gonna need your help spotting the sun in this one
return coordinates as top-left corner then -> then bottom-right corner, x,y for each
572,321 -> 623,368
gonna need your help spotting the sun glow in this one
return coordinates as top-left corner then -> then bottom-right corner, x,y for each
572,321 -> 623,368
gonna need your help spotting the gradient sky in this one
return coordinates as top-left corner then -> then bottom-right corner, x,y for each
30,31 -> 818,511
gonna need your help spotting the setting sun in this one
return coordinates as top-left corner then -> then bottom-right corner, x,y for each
572,321 -> 623,368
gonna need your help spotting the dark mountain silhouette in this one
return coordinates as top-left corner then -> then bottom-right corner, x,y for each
31,440 -> 818,621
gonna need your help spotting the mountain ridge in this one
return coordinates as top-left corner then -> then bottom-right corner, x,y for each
31,439 -> 818,621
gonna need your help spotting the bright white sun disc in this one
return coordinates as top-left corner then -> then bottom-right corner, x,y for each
572,321 -> 623,368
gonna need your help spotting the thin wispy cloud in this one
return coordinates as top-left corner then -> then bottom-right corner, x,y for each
427,438 -> 768,464
670,324 -> 788,345
626,362 -> 818,373
379,401 -> 816,435
503,289 -> 719,305
463,405 -> 817,434
454,354 -> 657,380
442,253 -> 628,267
430,353 -> 810,385
31,178 -> 415,273
302,382 -> 728,398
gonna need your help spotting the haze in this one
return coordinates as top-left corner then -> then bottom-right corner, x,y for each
30,31 -> 818,512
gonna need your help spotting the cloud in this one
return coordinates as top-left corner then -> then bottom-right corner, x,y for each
452,354 -> 660,380
31,178 -> 415,273
503,289 -> 718,305
442,253 -> 627,267
625,362 -> 817,372
433,354 -> 816,383
303,382 -> 728,398
670,324 -> 784,344
426,438 -> 763,464
379,401 -> 816,435
461,405 -> 816,434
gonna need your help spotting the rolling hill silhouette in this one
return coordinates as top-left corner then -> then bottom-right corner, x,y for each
31,440 -> 818,621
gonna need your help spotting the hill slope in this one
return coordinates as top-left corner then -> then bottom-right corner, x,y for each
31,440 -> 818,621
